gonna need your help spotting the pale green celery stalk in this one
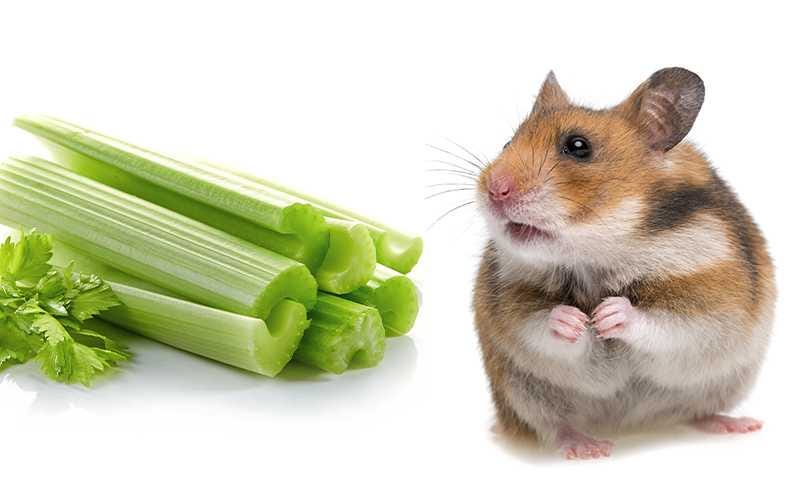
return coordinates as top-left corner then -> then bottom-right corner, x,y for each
294,293 -> 385,374
207,161 -> 424,274
91,284 -> 306,377
48,240 -> 305,375
0,157 -> 317,332
343,264 -> 420,337
51,239 -> 382,374
46,237 -> 173,294
14,115 -> 374,293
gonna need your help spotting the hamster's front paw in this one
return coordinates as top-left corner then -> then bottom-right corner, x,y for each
548,305 -> 589,343
592,296 -> 638,340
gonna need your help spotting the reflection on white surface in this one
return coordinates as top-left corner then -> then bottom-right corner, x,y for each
0,333 -> 418,416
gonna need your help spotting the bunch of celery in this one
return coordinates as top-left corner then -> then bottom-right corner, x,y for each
0,115 -> 422,380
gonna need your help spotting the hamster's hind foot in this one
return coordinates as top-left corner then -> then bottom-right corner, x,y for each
692,414 -> 763,434
556,425 -> 614,460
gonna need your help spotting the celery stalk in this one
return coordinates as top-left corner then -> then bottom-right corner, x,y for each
343,264 -> 420,337
14,115 -> 375,293
46,236 -> 172,294
0,157 -> 317,327
294,293 -> 385,374
50,238 -> 384,374
207,161 -> 424,273
41,238 -> 305,375
105,283 -> 307,376
47,142 -> 328,270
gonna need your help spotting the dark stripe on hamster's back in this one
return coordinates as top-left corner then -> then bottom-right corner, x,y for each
644,183 -> 714,232
643,170 -> 763,301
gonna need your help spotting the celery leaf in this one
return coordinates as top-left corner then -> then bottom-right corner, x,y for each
0,231 -> 52,282
0,321 -> 36,368
69,274 -> 121,321
0,230 -> 128,385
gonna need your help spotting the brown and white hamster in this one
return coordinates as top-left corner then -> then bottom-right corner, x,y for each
473,68 -> 775,460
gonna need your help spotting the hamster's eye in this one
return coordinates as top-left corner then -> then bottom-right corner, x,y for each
562,135 -> 592,160
503,140 -> 511,150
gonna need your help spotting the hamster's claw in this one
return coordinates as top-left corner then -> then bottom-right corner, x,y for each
548,305 -> 589,343
592,296 -> 636,340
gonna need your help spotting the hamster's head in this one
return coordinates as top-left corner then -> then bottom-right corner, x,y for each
477,67 -> 705,266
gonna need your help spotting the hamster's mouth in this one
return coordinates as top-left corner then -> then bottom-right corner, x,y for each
505,222 -> 553,243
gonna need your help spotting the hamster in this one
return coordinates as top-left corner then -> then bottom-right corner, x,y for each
472,68 -> 775,460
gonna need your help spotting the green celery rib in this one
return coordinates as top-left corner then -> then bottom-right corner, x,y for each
47,141 -> 329,270
294,293 -> 385,374
14,115 -> 375,293
343,264 -> 420,337
0,157 -> 317,326
44,239 -> 306,376
101,284 -> 307,377
46,236 -> 174,293
208,161 -> 424,274
49,238 -> 383,374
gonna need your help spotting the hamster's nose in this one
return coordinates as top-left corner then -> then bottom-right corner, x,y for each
487,168 -> 516,202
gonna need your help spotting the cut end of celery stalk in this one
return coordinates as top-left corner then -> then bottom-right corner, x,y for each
278,203 -> 330,271
366,274 -> 419,337
374,231 -> 423,274
294,294 -> 385,374
254,262 -> 318,314
259,299 -> 310,375
344,265 -> 420,337
313,218 -> 376,294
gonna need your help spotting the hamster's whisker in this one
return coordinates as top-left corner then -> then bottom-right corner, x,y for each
427,144 -> 485,173
428,200 -> 476,229
426,182 -> 476,189
426,169 -> 479,182
445,139 -> 489,171
429,159 -> 479,177
543,159 -> 563,180
425,187 -> 476,200
537,146 -> 550,179
509,142 -> 529,171
544,177 -> 553,186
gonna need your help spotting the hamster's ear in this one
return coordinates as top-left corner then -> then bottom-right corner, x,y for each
616,67 -> 705,152
532,71 -> 569,115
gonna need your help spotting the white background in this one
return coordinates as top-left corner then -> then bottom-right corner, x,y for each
1,1 -> 798,498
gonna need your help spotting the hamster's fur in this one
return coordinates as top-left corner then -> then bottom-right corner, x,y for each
473,68 -> 775,459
